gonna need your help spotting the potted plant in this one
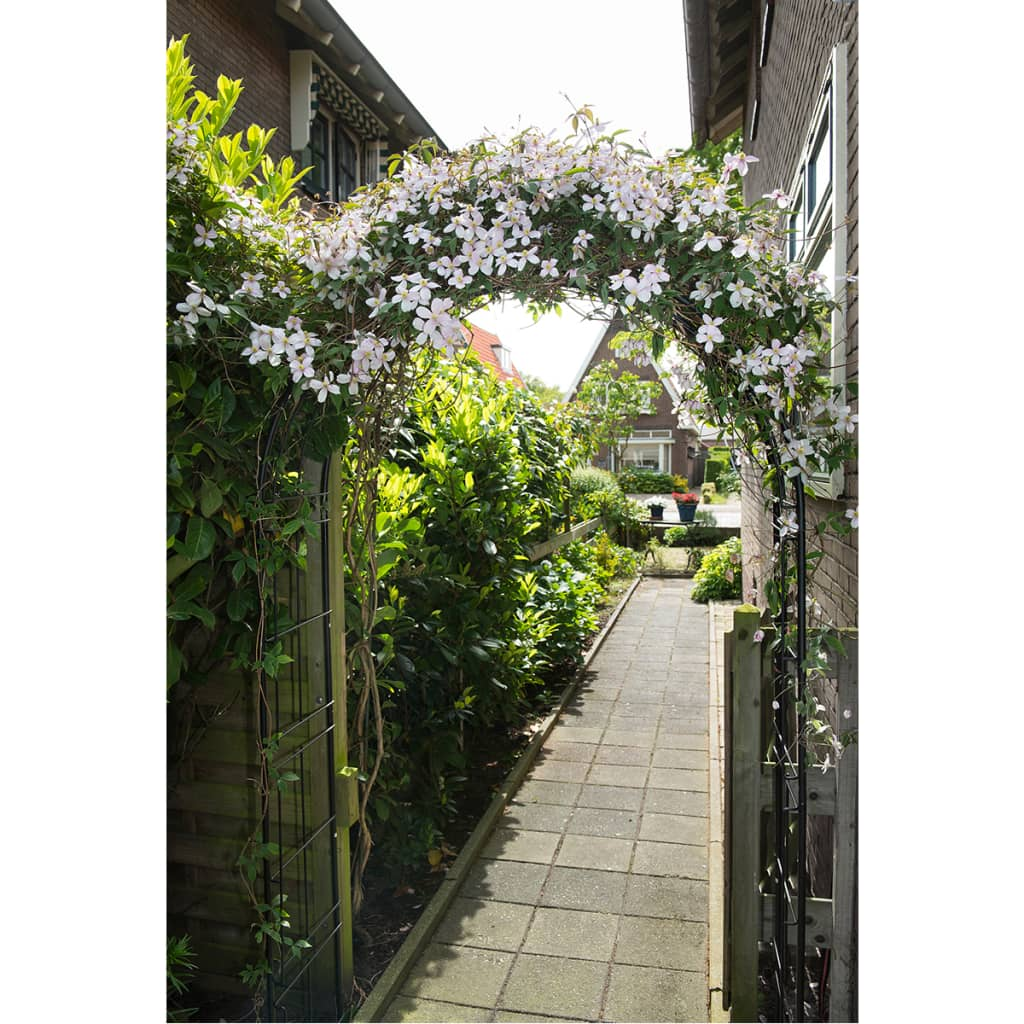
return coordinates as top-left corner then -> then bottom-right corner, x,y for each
647,499 -> 665,521
672,491 -> 700,522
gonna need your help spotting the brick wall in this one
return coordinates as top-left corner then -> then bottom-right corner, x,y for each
739,1 -> 858,628
167,0 -> 293,163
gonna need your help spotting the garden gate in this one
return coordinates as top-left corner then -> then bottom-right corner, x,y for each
723,603 -> 858,1022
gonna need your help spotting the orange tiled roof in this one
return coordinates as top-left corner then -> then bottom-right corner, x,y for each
459,322 -> 524,387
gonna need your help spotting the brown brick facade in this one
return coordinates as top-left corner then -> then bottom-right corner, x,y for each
168,0 -> 294,164
739,1 -> 858,628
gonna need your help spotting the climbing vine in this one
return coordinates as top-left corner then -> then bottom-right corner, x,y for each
167,30 -> 856,994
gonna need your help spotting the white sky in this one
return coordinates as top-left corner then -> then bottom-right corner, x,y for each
341,0 -> 693,392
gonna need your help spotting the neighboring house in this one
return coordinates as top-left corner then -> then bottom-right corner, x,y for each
460,322 -> 525,388
684,0 -> 858,628
167,0 -> 446,202
567,320 -> 711,484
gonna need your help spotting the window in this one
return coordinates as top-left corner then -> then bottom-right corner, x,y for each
492,345 -> 512,372
786,45 -> 849,499
612,433 -> 675,473
290,51 -> 389,201
304,110 -> 361,201
621,445 -> 662,471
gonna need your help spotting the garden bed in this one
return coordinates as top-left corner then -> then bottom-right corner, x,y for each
346,576 -> 636,1014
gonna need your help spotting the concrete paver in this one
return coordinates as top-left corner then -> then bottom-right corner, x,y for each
384,578 -> 716,1022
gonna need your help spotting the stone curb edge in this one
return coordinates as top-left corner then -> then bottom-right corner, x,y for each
354,574 -> 644,1022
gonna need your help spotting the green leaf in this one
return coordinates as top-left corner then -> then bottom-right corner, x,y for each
226,589 -> 254,622
181,515 -> 216,561
200,478 -> 224,517
167,642 -> 183,689
167,553 -> 195,584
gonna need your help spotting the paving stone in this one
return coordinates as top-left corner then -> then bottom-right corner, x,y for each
460,859 -> 550,905
540,741 -> 598,763
490,1012 -> 572,1022
639,811 -> 709,845
622,874 -> 709,922
555,834 -> 633,872
599,727 -> 657,747
632,840 -> 708,880
498,953 -> 608,1020
647,767 -> 708,792
611,690 -> 665,704
539,866 -> 628,913
530,759 -> 591,783
546,726 -> 605,745
514,780 -> 581,806
523,906 -> 618,961
501,801 -> 574,834
555,710 -> 612,727
399,944 -> 514,1006
613,704 -> 663,720
643,789 -> 707,817
435,898 -> 534,951
593,745 -> 651,767
385,996 -> 487,1021
660,704 -> 709,718
615,916 -> 708,971
652,748 -> 708,770
481,828 -> 560,865
563,699 -> 615,715
577,783 -> 645,811
603,964 -> 708,1023
585,763 -> 649,789
566,806 -> 639,839
655,732 -> 709,751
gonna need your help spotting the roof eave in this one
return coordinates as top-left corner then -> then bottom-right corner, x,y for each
277,0 -> 447,150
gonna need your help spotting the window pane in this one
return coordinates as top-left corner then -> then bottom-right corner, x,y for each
807,104 -> 831,220
623,445 -> 661,470
308,114 -> 330,195
788,196 -> 803,261
336,128 -> 358,199
809,242 -> 835,363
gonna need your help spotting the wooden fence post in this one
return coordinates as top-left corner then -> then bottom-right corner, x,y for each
328,452 -> 355,996
830,633 -> 858,1021
728,605 -> 764,1023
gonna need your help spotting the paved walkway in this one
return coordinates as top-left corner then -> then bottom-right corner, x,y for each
384,579 -> 714,1023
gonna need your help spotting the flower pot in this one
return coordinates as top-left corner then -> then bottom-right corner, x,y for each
649,505 -> 664,521
676,502 -> 697,522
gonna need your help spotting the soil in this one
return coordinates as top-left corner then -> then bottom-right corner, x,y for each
344,579 -> 633,1017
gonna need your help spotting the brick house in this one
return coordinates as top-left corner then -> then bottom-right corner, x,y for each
567,320 -> 712,485
684,0 -> 859,627
167,0 -> 446,202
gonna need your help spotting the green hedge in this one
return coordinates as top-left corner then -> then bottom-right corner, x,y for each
703,458 -> 728,486
350,356 -> 623,873
618,468 -> 675,493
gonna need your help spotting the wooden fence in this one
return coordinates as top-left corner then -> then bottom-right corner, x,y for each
526,516 -> 605,562
723,607 -> 858,1021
